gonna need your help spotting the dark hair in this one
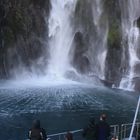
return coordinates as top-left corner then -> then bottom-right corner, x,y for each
101,114 -> 107,121
32,120 -> 41,129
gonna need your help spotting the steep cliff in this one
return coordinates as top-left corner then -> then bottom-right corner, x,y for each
0,0 -> 50,78
0,0 -> 140,91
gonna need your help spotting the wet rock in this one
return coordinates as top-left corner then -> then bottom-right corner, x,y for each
104,0 -> 123,87
105,23 -> 122,86
136,17 -> 140,28
133,78 -> 140,91
74,32 -> 87,54
100,79 -> 114,87
0,0 -> 50,78
134,64 -> 140,76
72,32 -> 90,74
105,47 -> 122,87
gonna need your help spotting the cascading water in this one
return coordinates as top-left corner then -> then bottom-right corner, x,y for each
88,0 -> 108,80
47,0 -> 77,79
1,0 -> 107,87
119,0 -> 140,90
43,0 -> 109,87
92,0 -> 102,26
45,0 -> 107,85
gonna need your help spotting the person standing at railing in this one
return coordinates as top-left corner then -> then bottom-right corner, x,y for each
82,118 -> 96,140
29,120 -> 47,140
95,114 -> 110,140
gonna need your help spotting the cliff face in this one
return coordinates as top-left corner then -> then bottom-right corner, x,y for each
105,0 -> 123,86
73,0 -> 123,86
0,0 -> 140,91
0,0 -> 50,78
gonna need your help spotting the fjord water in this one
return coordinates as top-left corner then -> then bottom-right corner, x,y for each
1,0 -> 140,92
1,0 -> 140,140
0,84 -> 139,140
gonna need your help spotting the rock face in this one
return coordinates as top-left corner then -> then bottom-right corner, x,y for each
134,78 -> 140,91
73,32 -> 90,74
74,0 -> 108,77
104,0 -> 123,87
0,0 -> 50,78
136,17 -> 140,28
73,0 -> 94,74
0,0 -> 140,91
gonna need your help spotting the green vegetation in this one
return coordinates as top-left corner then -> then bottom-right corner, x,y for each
104,0 -> 121,49
4,6 -> 25,46
107,23 -> 121,48
1,0 -> 50,48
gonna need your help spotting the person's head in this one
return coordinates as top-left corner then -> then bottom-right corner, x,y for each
100,114 -> 107,121
32,120 -> 41,129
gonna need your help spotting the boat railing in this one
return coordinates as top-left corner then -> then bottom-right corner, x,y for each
47,122 -> 140,140
47,125 -> 120,140
120,122 -> 140,140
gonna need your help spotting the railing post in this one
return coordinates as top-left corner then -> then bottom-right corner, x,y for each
129,96 -> 140,140
136,123 -> 139,140
117,125 -> 119,139
121,125 -> 123,140
114,126 -> 117,137
124,125 -> 127,138
59,134 -> 61,140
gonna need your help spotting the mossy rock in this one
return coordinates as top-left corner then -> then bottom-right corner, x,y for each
3,27 -> 15,47
6,6 -> 26,37
74,32 -> 87,53
104,0 -> 121,26
75,0 -> 94,32
107,23 -> 121,49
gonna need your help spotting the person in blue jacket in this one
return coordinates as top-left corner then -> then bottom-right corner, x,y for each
95,114 -> 110,140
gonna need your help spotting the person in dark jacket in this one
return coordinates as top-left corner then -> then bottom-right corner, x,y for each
95,114 -> 110,140
29,120 -> 47,140
83,118 -> 96,140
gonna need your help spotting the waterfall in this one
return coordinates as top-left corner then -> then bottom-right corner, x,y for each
47,0 -> 108,83
92,0 -> 102,26
119,0 -> 140,90
47,0 -> 77,79
88,0 -> 108,80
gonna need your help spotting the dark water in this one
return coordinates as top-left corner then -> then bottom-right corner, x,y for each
0,84 -> 140,140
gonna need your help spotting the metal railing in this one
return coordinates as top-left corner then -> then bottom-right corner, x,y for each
120,122 -> 140,140
25,122 -> 140,140
47,125 -> 120,140
47,129 -> 87,140
47,129 -> 83,140
110,125 -> 120,138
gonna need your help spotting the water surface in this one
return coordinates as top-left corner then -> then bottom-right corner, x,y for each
0,84 -> 139,140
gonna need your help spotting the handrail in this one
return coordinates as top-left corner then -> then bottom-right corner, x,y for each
121,122 -> 140,126
48,129 -> 83,137
26,122 -> 140,140
47,125 -> 119,138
